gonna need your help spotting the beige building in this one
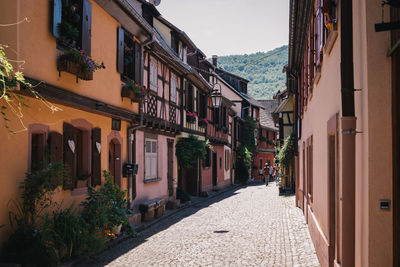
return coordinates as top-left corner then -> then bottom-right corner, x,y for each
289,0 -> 398,266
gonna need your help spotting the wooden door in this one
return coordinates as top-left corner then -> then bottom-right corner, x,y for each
109,139 -> 122,187
167,140 -> 174,197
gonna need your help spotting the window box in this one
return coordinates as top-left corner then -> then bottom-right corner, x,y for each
186,111 -> 197,124
121,81 -> 149,102
57,56 -> 93,81
57,50 -> 105,82
198,118 -> 208,128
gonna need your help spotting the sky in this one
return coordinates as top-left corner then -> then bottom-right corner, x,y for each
157,0 -> 289,57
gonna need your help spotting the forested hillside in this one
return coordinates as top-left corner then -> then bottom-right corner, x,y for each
216,45 -> 288,100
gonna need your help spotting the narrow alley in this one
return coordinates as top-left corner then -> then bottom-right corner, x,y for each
79,183 -> 320,267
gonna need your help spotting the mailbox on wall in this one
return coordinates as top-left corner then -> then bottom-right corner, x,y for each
123,163 -> 138,177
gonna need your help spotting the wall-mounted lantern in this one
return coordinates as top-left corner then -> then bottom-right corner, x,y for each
211,83 -> 222,108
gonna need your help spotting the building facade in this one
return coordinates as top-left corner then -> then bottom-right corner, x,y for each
289,0 -> 397,266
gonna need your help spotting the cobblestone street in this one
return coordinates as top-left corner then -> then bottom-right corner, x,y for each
79,183 -> 320,267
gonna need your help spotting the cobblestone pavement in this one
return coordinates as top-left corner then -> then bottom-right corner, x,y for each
79,183 -> 320,267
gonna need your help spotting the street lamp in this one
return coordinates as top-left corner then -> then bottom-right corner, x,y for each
211,83 -> 222,108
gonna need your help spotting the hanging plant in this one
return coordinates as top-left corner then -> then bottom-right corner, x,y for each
175,135 -> 207,169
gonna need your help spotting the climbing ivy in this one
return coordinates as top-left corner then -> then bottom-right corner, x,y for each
175,135 -> 207,169
276,134 -> 295,171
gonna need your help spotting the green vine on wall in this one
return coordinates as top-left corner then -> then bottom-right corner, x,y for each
175,135 -> 207,169
276,134 -> 295,171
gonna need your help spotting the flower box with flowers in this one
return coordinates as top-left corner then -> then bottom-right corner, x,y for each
121,81 -> 150,102
57,49 -> 105,81
198,118 -> 209,128
186,111 -> 197,123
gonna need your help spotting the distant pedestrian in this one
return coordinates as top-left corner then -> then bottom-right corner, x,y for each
259,168 -> 264,182
264,164 -> 269,186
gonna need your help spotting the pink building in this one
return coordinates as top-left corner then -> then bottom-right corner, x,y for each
289,0 -> 398,266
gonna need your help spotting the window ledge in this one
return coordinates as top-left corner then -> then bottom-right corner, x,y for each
144,177 -> 161,184
71,187 -> 88,196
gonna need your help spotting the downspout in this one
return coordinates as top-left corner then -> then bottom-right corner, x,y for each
127,36 -> 153,208
340,0 -> 356,265
289,72 -> 298,193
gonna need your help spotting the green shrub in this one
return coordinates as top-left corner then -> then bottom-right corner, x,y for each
177,188 -> 191,203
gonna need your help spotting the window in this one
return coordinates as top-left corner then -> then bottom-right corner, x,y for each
199,93 -> 207,119
145,138 -> 158,180
186,83 -> 194,112
259,158 -> 263,169
63,121 -> 94,190
204,147 -> 211,167
31,133 -> 46,172
53,0 -> 92,55
225,150 -> 230,170
220,157 -> 222,169
170,73 -> 177,103
117,28 -> 140,82
149,57 -> 158,92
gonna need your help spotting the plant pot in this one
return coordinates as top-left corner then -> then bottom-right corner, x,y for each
113,224 -> 122,235
57,57 -> 93,81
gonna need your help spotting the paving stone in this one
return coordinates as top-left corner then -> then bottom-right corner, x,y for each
78,182 -> 320,267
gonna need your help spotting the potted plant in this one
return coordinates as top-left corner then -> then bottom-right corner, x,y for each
121,81 -> 149,102
198,118 -> 209,128
76,173 -> 89,188
57,49 -> 105,81
186,111 -> 197,123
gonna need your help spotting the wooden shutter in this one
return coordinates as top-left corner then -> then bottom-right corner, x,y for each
63,122 -> 76,190
117,27 -> 124,74
171,73 -> 177,103
134,42 -> 141,82
48,131 -> 63,163
145,139 -> 157,179
309,18 -> 315,85
52,0 -> 62,38
91,128 -> 101,186
82,0 -> 92,56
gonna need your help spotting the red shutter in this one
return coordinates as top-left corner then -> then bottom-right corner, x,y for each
82,0 -> 92,56
117,27 -> 124,74
63,122 -> 76,190
52,0 -> 62,38
91,128 -> 101,186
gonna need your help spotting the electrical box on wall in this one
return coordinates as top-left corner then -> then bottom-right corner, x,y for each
123,163 -> 138,176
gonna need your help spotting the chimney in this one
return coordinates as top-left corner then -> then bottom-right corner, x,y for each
212,55 -> 218,67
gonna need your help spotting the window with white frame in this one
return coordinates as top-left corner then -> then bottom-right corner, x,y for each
149,57 -> 158,92
145,138 -> 158,180
170,73 -> 177,103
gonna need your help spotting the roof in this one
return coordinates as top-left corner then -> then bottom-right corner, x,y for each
258,100 -> 279,131
215,67 -> 250,83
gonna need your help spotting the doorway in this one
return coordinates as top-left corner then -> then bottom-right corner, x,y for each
212,151 -> 217,186
109,139 -> 122,187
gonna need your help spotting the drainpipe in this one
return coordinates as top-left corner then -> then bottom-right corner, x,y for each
340,0 -> 356,266
126,37 -> 153,208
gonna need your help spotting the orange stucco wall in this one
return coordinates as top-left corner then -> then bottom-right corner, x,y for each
0,97 -> 130,243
